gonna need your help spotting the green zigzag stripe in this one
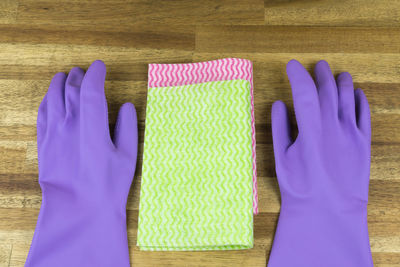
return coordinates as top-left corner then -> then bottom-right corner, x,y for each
137,80 -> 254,251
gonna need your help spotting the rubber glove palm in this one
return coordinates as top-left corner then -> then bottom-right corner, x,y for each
269,60 -> 373,267
26,60 -> 138,267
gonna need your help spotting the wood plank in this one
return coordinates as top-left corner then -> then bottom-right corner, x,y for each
196,26 -> 400,53
264,0 -> 400,26
16,0 -> 265,27
131,247 -> 267,267
0,24 -> 195,50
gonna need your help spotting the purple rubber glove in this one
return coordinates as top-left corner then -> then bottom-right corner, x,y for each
269,60 -> 373,267
25,60 -> 138,267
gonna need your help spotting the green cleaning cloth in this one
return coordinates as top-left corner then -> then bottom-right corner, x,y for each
137,79 -> 254,251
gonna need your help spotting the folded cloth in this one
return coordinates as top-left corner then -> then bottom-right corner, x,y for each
148,58 -> 258,214
137,79 -> 254,251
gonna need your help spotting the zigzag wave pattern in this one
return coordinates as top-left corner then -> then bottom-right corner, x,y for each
148,58 -> 258,214
137,80 -> 254,251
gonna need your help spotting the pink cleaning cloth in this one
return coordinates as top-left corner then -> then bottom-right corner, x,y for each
148,58 -> 258,214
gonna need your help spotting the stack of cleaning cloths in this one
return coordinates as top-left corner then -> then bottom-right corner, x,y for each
137,58 -> 257,251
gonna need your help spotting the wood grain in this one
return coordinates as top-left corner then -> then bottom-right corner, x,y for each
264,0 -> 400,26
0,1 -> 399,266
0,0 -> 18,24
16,0 -> 265,27
196,26 -> 400,53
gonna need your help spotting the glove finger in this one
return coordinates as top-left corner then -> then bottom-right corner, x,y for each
80,60 -> 110,143
314,60 -> 338,122
355,88 -> 371,140
286,59 -> 321,138
47,72 -> 66,125
114,102 -> 138,161
337,72 -> 356,125
65,67 -> 84,119
37,93 -> 48,148
271,100 -> 292,159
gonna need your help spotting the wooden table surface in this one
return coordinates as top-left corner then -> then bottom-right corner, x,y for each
0,1 -> 399,266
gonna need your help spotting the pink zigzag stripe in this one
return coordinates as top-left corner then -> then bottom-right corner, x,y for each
148,58 -> 259,215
